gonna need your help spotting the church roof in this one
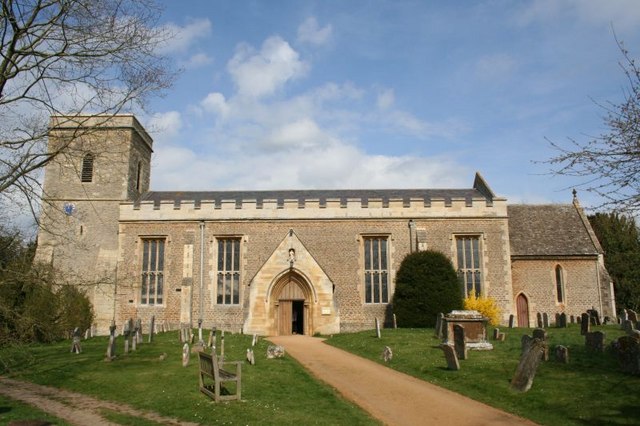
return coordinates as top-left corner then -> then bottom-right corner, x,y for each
508,204 -> 601,257
139,188 -> 489,207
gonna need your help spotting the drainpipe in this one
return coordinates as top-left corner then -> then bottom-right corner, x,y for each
199,221 -> 205,330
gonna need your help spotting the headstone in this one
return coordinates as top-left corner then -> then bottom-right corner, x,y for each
381,346 -> 393,362
536,312 -> 543,328
70,327 -> 82,354
570,315 -> 575,324
508,314 -> 515,329
182,343 -> 190,367
614,335 -> 640,375
375,317 -> 381,338
532,328 -> 549,360
148,315 -> 155,343
197,319 -> 203,345
246,348 -> 255,365
558,313 -> 567,328
267,345 -> 285,359
84,329 -> 91,340
555,313 -> 560,327
521,335 -> 533,355
510,338 -> 546,392
208,326 -> 217,347
435,313 -> 445,339
498,332 -> 506,342
123,320 -> 131,354
493,328 -> 500,340
135,319 -> 143,344
106,334 -> 116,361
628,310 -> 639,323
439,344 -> 460,370
252,334 -> 258,347
587,308 -> 600,325
453,324 -> 467,360
576,315 -> 581,325
623,319 -> 636,335
393,314 -> 397,329
555,345 -> 569,363
585,331 -> 606,352
581,313 -> 590,335
542,313 -> 549,328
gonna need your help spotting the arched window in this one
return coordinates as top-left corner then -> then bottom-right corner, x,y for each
81,153 -> 94,183
555,265 -> 565,303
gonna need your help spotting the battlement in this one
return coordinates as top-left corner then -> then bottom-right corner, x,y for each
120,194 -> 508,221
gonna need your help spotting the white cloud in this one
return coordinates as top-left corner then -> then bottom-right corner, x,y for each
157,18 -> 212,54
265,119 -> 327,150
182,53 -> 213,69
201,92 -> 229,117
227,36 -> 308,98
474,53 -> 518,81
376,88 -> 395,110
297,17 -> 333,45
145,111 -> 183,146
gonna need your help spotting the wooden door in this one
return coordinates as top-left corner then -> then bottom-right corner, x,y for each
278,300 -> 292,335
516,294 -> 529,328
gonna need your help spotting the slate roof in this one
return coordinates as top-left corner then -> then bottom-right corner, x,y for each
139,188 -> 488,207
508,204 -> 601,257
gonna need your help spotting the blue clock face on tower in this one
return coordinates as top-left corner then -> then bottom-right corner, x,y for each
64,203 -> 76,216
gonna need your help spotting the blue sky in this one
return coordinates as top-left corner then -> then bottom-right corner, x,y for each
141,0 -> 640,209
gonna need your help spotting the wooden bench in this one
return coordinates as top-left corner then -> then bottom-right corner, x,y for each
198,351 -> 242,401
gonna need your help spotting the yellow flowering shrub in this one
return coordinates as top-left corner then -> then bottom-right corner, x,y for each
464,293 -> 501,326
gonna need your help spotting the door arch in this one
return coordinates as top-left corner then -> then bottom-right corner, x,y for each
516,293 -> 530,328
271,271 -> 313,336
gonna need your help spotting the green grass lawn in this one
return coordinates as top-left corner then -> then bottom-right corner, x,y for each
326,324 -> 640,425
0,331 -> 378,425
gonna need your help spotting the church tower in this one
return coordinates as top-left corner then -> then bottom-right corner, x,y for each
36,115 -> 153,334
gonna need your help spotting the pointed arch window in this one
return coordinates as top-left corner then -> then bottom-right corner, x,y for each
81,153 -> 94,183
555,265 -> 565,304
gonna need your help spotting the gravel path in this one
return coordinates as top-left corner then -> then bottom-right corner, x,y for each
268,335 -> 538,426
0,377 -> 200,426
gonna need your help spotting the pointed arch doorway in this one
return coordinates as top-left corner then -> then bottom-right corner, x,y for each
272,271 -> 313,336
516,293 -> 530,328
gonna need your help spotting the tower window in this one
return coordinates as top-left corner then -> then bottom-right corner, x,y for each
136,161 -> 143,192
81,153 -> 94,183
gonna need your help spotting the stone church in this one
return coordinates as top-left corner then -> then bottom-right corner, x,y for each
35,115 -> 616,335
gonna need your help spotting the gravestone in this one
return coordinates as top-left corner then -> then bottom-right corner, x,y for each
521,335 -> 533,355
542,313 -> 549,328
619,309 -> 628,329
508,314 -> 515,329
267,345 -> 285,359
246,348 -> 255,365
576,315 -> 581,325
382,346 -> 393,362
123,320 -> 131,354
532,328 -> 549,360
148,315 -> 155,343
375,317 -> 381,338
453,324 -> 467,360
628,310 -> 639,323
105,322 -> 117,361
558,313 -> 567,328
570,315 -> 575,324
208,326 -> 217,347
252,334 -> 258,347
498,332 -> 506,342
587,308 -> 600,325
84,329 -> 91,340
393,313 -> 397,329
182,343 -> 190,367
536,313 -> 543,328
70,327 -> 82,354
511,338 -> 546,392
614,336 -> 640,375
581,313 -> 590,335
623,319 -> 636,335
555,313 -> 560,327
585,331 -> 606,352
435,313 -> 444,338
440,344 -> 460,370
493,328 -> 500,340
555,345 -> 569,363
135,319 -> 143,344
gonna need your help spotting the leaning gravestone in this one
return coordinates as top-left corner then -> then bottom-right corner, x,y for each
511,338 -> 546,392
521,335 -> 533,355
435,313 -> 444,338
70,327 -> 82,354
381,346 -> 393,363
439,344 -> 460,370
453,324 -> 467,360
555,345 -> 569,363
182,343 -> 190,367
532,328 -> 549,360
267,345 -> 285,359
585,331 -> 605,352
581,313 -> 590,335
